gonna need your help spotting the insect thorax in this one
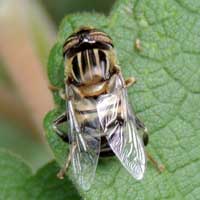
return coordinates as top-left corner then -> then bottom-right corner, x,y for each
63,28 -> 117,86
70,49 -> 117,85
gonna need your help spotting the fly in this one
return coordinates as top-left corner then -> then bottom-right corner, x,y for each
51,27 -> 163,191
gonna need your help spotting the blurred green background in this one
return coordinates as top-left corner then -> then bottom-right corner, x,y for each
0,0 -> 115,171
40,0 -> 115,25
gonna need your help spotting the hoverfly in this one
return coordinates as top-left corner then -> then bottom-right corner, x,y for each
52,27 -> 149,190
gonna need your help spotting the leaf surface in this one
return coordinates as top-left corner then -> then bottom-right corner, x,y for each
45,1 -> 200,199
0,150 -> 80,200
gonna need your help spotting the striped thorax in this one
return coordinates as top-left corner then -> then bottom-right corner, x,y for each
63,27 -> 117,94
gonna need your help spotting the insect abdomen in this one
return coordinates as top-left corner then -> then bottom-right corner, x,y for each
72,98 -> 114,156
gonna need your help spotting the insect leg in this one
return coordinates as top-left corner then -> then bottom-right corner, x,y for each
125,77 -> 137,88
136,115 -> 164,172
57,143 -> 77,179
109,67 -> 136,88
135,116 -> 149,146
146,151 -> 165,173
48,84 -> 60,91
52,112 -> 69,143
136,117 -> 165,172
48,85 -> 67,100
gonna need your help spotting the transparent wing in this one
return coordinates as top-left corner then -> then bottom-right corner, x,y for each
107,113 -> 146,180
97,74 -> 146,180
68,100 -> 100,191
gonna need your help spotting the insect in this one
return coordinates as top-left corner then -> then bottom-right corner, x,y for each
52,27 -> 155,190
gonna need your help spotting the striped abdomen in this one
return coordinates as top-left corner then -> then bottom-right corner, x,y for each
70,49 -> 110,85
72,97 -> 113,156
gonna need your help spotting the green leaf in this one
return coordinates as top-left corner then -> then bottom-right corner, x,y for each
45,0 -> 200,199
25,161 -> 80,200
0,149 -> 32,199
0,149 -> 80,200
